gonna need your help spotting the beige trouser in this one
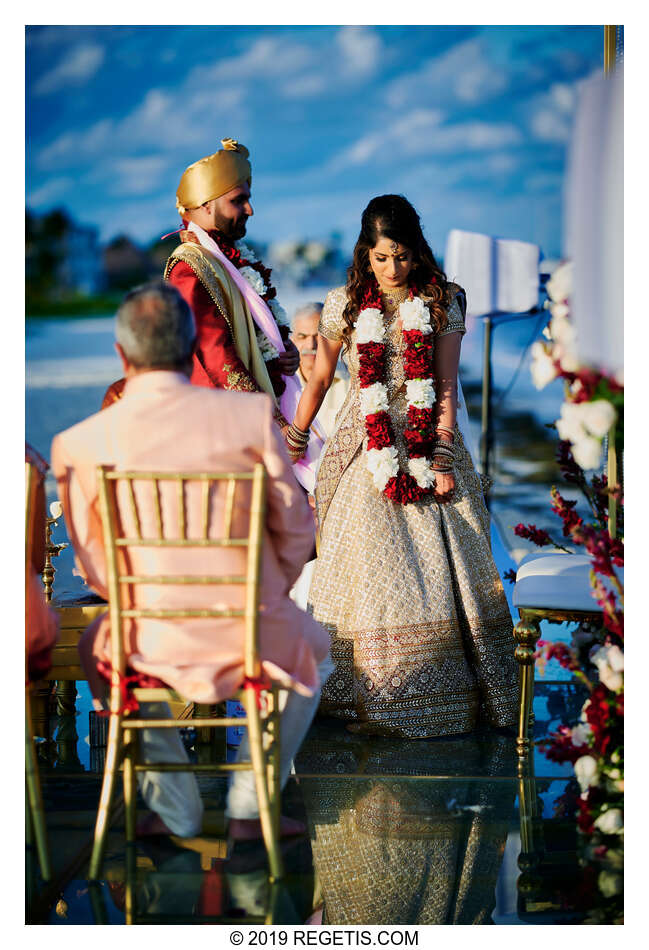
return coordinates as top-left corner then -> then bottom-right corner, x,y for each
134,653 -> 334,832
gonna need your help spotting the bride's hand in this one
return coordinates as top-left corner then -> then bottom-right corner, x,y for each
179,230 -> 200,245
433,471 -> 455,504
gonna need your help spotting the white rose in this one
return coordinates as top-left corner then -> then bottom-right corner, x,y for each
549,301 -> 570,322
405,378 -> 436,408
591,645 -> 624,692
360,382 -> 389,415
549,312 -> 576,347
530,342 -> 558,389
557,350 -> 580,373
408,457 -> 436,489
572,435 -> 603,471
239,266 -> 266,296
555,402 -> 588,443
355,308 -> 385,344
365,446 -> 398,490
235,241 -> 259,263
268,298 -> 290,327
593,808 -> 623,835
598,870 -> 623,898
400,297 -> 432,333
256,331 -> 279,362
574,754 -> 599,792
570,722 -> 592,747
546,260 -> 573,304
603,847 -> 624,870
581,400 -> 617,439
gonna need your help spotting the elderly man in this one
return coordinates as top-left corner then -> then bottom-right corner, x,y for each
290,302 -> 349,439
51,281 -> 331,841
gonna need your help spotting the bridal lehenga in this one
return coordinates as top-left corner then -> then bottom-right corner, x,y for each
308,286 -> 518,738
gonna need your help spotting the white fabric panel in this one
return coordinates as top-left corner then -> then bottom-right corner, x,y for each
444,229 -> 540,317
564,68 -> 623,375
513,550 -> 623,612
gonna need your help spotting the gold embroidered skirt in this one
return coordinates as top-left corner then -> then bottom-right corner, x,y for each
308,429 -> 518,738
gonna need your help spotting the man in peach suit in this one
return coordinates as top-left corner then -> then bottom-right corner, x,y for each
51,281 -> 332,840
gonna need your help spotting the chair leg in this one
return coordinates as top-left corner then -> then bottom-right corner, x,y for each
89,711 -> 123,880
513,614 -> 541,769
122,726 -> 136,845
266,686 -> 282,843
242,687 -> 285,881
25,695 -> 51,881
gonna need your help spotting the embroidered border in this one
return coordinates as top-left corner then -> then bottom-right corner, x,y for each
164,245 -> 233,334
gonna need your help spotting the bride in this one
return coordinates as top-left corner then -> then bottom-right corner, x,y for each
286,194 -> 518,738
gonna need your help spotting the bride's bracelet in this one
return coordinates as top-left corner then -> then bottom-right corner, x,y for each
286,422 -> 309,442
434,424 -> 455,441
285,422 -> 310,453
431,441 -> 455,461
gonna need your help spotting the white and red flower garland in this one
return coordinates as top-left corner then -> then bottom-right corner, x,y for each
356,283 -> 437,504
209,232 -> 291,396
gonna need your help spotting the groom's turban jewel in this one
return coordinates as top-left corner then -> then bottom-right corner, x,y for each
176,139 -> 252,216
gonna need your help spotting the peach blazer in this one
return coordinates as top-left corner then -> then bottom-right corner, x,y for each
51,372 -> 329,703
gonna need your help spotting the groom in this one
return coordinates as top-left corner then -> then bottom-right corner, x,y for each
164,138 -> 300,428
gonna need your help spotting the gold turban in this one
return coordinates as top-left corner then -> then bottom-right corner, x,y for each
176,138 -> 252,215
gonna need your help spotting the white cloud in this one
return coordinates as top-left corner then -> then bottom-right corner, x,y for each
530,109 -> 571,143
111,156 -> 170,196
336,26 -> 382,79
527,80 -> 582,144
327,110 -> 522,174
386,36 -> 508,110
27,177 -> 74,207
196,36 -> 312,85
34,43 -> 105,95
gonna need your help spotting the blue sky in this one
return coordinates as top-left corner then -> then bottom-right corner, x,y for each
26,24 -> 604,259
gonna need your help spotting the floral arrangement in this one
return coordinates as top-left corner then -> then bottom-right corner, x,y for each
530,261 -> 623,470
356,280 -> 437,504
213,234 -> 291,397
519,260 -> 624,919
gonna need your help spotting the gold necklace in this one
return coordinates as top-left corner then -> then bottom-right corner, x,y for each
380,284 -> 410,314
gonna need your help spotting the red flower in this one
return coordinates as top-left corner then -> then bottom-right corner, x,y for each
514,523 -> 552,547
365,412 -> 393,450
538,725 -> 583,765
403,428 -> 433,458
384,472 -> 426,504
550,488 -> 583,537
403,332 -> 433,379
407,406 -> 435,431
357,342 -> 386,387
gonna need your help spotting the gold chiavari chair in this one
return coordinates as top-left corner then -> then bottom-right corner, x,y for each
25,460 -> 52,883
88,463 -> 284,914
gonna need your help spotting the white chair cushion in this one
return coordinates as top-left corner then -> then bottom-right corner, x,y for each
513,551 -> 623,612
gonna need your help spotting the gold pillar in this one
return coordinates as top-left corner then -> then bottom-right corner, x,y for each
604,26 -> 617,74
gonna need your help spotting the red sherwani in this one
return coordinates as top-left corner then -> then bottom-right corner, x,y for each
166,239 -> 262,394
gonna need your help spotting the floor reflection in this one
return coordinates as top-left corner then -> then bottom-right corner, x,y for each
295,725 -> 516,925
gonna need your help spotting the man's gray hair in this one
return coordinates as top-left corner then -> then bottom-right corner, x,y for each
291,301 -> 323,330
116,280 -> 196,369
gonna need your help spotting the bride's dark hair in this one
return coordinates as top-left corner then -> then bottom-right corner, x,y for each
342,194 -> 450,350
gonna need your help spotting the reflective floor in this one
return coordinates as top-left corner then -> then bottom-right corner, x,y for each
27,680 -> 605,926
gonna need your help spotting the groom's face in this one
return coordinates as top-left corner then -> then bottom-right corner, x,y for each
211,183 -> 254,240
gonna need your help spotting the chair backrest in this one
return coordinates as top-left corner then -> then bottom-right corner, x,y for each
96,464 -> 267,686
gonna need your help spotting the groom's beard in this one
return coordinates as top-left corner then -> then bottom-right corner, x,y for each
211,210 -> 248,241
